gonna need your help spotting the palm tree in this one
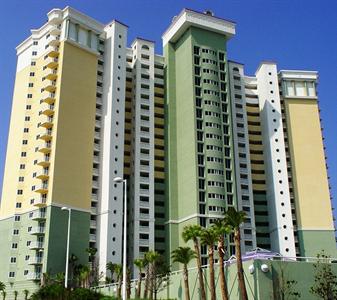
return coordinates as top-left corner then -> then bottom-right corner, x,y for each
106,262 -> 116,282
212,219 -> 231,300
86,247 -> 97,285
200,228 -> 218,300
182,225 -> 206,300
79,265 -> 90,288
171,247 -> 196,300
114,264 -> 123,298
23,289 -> 29,300
146,250 -> 160,300
224,207 -> 248,300
0,283 -> 5,300
0,283 -> 4,295
13,291 -> 18,300
134,258 -> 146,298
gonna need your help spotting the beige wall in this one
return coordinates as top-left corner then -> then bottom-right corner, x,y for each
49,41 -> 98,211
285,99 -> 334,229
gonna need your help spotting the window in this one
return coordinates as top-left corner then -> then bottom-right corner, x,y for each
10,257 -> 16,263
21,152 -> 27,157
14,215 -> 21,221
26,105 -> 32,110
32,51 -> 37,56
23,128 -> 29,133
29,72 -> 35,76
16,202 -> 22,208
9,272 -> 15,278
17,190 -> 23,195
31,61 -> 36,66
19,164 -> 25,169
12,243 -> 18,249
18,176 -> 24,182
13,229 -> 19,235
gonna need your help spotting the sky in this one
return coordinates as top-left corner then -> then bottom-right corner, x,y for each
0,0 -> 336,219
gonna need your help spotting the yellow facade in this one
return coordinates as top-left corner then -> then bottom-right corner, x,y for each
48,41 -> 98,211
285,99 -> 334,229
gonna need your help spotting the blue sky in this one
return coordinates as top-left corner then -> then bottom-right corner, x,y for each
0,0 -> 336,219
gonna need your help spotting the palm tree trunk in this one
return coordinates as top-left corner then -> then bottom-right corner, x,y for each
149,263 -> 154,300
194,239 -> 207,300
137,270 -> 142,298
235,229 -> 248,300
218,238 -> 229,300
143,266 -> 150,299
183,265 -> 191,300
117,276 -> 122,298
209,247 -> 216,300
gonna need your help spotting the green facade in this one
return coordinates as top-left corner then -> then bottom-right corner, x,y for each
165,26 -> 237,265
0,205 -> 90,297
298,229 -> 337,257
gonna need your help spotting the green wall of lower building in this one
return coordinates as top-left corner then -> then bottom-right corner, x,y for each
96,259 -> 337,300
44,206 -> 90,275
298,229 -> 337,257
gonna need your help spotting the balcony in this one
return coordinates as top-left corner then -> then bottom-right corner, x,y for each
90,234 -> 96,242
93,144 -> 100,151
91,207 -> 98,215
39,129 -> 53,141
139,239 -> 149,246
27,272 -> 42,281
49,24 -> 61,36
28,241 -> 44,249
35,183 -> 48,194
46,35 -> 60,47
30,227 -> 45,235
36,169 -> 49,180
28,256 -> 43,265
93,168 -> 99,176
37,141 -> 52,153
91,193 -> 98,202
46,46 -> 59,58
139,189 -> 149,195
34,196 -> 47,207
92,180 -> 99,189
43,80 -> 56,92
45,57 -> 58,69
90,220 -> 97,228
139,226 -> 149,232
43,68 -> 58,80
139,201 -> 149,208
41,103 -> 55,116
139,213 -> 149,219
41,91 -> 56,105
40,115 -> 53,129
32,211 -> 46,221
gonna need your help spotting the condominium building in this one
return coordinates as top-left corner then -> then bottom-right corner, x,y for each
0,6 -> 335,295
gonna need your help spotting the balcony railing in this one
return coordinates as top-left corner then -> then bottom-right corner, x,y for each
27,272 -> 42,280
28,256 -> 43,265
35,183 -> 48,194
41,103 -> 55,116
34,197 -> 47,207
28,241 -> 44,249
37,141 -> 52,153
30,227 -> 45,235
45,57 -> 59,69
39,129 -> 53,141
32,211 -> 46,220
43,68 -> 58,80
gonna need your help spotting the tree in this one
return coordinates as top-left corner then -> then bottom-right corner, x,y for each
200,228 -> 218,300
224,207 -> 248,300
212,219 -> 230,300
134,258 -> 146,298
78,265 -> 90,288
69,253 -> 78,287
114,264 -> 123,299
152,256 -> 170,300
23,289 -> 29,300
146,250 -> 160,300
0,283 -> 4,294
13,291 -> 18,300
171,247 -> 196,300
86,247 -> 98,285
310,250 -> 337,300
1,291 -> 6,300
182,225 -> 207,300
106,262 -> 116,282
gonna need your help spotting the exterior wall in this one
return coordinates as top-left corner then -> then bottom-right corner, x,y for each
165,25 -> 237,265
98,21 -> 128,275
256,63 -> 296,257
284,97 -> 335,256
50,41 -> 97,210
97,259 -> 337,300
228,62 -> 256,252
